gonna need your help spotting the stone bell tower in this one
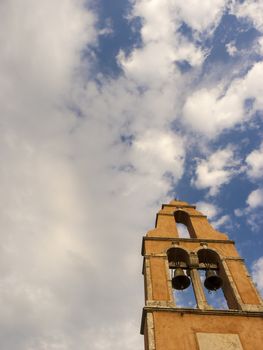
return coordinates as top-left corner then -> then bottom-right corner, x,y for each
141,199 -> 263,350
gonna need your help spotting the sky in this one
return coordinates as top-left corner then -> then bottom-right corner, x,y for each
0,0 -> 262,349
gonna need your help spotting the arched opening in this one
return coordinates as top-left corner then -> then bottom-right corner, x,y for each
167,247 -> 190,265
176,223 -> 190,238
197,249 -> 229,310
167,247 -> 196,308
174,210 -> 194,238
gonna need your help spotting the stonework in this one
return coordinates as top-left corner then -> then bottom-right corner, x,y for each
196,333 -> 243,350
141,200 -> 263,350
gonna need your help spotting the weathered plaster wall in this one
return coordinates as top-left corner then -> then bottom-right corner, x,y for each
153,312 -> 263,350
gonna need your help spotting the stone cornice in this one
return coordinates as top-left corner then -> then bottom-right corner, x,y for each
161,204 -> 196,209
141,236 -> 235,256
140,306 -> 263,334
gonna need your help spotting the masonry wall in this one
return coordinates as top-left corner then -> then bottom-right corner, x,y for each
152,311 -> 263,350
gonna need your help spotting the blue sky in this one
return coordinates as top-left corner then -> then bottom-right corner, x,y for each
0,0 -> 262,349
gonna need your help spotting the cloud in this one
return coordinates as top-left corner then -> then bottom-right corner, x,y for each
196,201 -> 230,230
0,1 -> 189,348
173,0 -> 227,34
0,1 -> 148,349
233,0 -> 263,31
234,143 -> 263,228
252,257 -> 263,296
212,214 -> 231,229
118,0 -> 209,88
246,143 -> 263,179
196,201 -> 219,219
226,41 -> 238,56
182,61 -> 263,137
246,188 -> 263,208
132,129 -> 185,179
256,36 -> 263,55
183,85 -> 243,136
192,146 -> 241,196
235,188 -> 263,231
234,208 -> 243,217
0,0 -> 96,113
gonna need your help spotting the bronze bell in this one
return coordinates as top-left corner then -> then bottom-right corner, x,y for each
172,268 -> 191,290
204,269 -> 223,291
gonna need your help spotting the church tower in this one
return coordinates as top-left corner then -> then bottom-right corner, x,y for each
141,199 -> 263,350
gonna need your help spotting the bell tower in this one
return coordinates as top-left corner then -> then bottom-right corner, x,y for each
141,199 -> 263,350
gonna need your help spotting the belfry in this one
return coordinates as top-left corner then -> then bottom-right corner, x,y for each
140,199 -> 263,350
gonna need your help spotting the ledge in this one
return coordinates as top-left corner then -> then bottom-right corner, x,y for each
140,306 -> 263,334
158,213 -> 205,218
141,236 -> 235,256
161,204 -> 196,209
155,212 -> 206,228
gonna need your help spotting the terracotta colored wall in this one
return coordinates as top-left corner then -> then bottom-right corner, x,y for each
227,260 -> 261,305
150,257 -> 169,301
190,216 -> 228,240
148,202 -> 228,240
153,312 -> 263,350
148,217 -> 228,240
153,215 -> 178,237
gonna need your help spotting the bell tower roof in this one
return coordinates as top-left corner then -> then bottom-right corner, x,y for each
147,199 -> 228,240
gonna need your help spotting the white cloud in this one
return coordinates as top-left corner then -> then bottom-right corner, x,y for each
183,61 -> 263,137
246,143 -> 263,179
0,1 -> 148,349
246,188 -> 263,208
196,201 -> 230,229
183,85 -> 243,136
192,147 -> 241,196
0,0 -> 96,113
256,36 -> 263,55
0,1 -> 189,348
119,0 -> 209,88
233,0 -> 263,31
252,257 -> 263,296
212,214 -> 231,229
133,129 -> 185,179
196,201 -> 219,219
234,208 -> 243,217
173,0 -> 227,34
226,41 -> 238,56
235,188 -> 263,231
99,18 -> 114,36
132,0 -> 227,39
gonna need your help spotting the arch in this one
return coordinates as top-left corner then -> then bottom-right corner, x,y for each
167,246 -> 196,307
196,247 -> 237,310
174,210 -> 190,224
167,246 -> 190,265
197,248 -> 221,265
174,210 -> 195,238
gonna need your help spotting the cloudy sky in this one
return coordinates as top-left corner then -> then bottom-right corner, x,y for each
0,0 -> 263,349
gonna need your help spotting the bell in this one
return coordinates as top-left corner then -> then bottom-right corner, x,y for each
172,268 -> 191,290
204,269 -> 223,291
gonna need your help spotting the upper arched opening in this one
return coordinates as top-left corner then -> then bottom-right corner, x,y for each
174,210 -> 190,224
174,210 -> 194,238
